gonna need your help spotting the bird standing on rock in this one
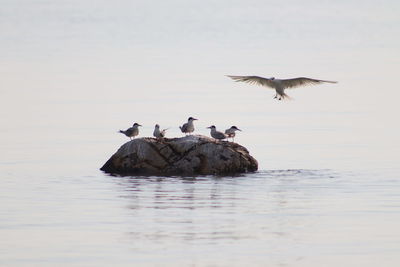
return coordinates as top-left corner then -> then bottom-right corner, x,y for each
227,75 -> 337,100
207,125 -> 227,141
119,123 -> 141,140
225,126 -> 242,142
180,117 -> 198,135
153,124 -> 168,139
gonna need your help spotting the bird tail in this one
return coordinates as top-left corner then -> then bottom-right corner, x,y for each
281,93 -> 293,100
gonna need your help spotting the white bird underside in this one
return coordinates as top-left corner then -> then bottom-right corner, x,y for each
227,75 -> 337,100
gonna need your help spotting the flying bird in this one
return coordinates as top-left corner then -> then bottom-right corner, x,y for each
227,75 -> 337,100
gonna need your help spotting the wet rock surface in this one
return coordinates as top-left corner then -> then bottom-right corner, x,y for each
100,135 -> 258,176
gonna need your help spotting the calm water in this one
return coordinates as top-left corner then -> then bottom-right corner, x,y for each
1,0 -> 400,266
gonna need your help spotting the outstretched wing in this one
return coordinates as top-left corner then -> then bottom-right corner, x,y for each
281,77 -> 337,89
227,75 -> 276,89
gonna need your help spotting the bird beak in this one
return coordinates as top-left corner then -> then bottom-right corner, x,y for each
138,124 -> 142,127
238,128 -> 242,131
193,118 -> 198,120
206,127 -> 211,129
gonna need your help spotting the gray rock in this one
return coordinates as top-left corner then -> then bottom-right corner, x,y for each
100,135 -> 258,176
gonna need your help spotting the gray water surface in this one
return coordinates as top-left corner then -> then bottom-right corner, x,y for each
1,0 -> 400,266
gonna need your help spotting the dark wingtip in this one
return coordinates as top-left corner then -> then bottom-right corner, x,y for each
324,80 -> 338,83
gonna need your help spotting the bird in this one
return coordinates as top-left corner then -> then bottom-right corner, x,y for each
225,126 -> 242,142
227,75 -> 337,100
179,117 -> 198,135
153,124 -> 168,139
119,123 -> 141,140
207,125 -> 227,141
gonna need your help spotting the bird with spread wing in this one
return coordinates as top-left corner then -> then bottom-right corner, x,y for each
227,75 -> 337,100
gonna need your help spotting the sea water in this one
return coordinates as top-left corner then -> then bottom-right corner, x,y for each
1,0 -> 400,266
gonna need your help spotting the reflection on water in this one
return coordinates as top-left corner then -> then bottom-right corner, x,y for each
2,164 -> 400,266
78,169 -> 397,266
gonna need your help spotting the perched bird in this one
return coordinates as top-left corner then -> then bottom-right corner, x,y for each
227,75 -> 337,100
207,125 -> 227,141
119,123 -> 141,140
179,117 -> 198,135
225,126 -> 242,142
153,124 -> 168,139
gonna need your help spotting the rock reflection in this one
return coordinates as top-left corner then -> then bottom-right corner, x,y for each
111,170 -> 338,248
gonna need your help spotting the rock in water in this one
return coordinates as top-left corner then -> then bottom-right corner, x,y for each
101,135 -> 258,176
